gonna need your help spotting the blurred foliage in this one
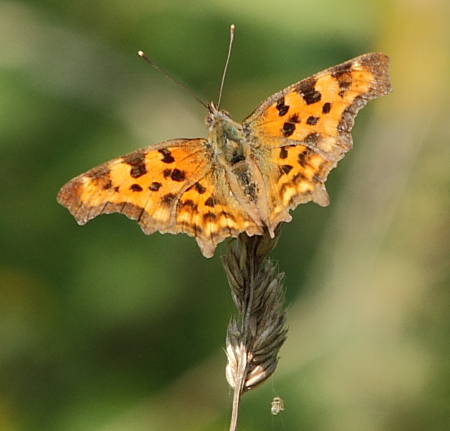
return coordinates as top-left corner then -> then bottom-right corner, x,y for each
1,0 -> 449,430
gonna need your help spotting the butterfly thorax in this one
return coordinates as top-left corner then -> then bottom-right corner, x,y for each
205,102 -> 247,165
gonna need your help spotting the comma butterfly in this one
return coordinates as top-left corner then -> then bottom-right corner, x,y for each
57,36 -> 391,258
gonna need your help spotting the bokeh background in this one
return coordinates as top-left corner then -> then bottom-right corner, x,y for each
1,0 -> 449,430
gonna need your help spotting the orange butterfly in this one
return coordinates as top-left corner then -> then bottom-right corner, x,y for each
57,51 -> 391,258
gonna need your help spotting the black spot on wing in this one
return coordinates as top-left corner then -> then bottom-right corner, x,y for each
282,122 -> 296,137
282,165 -> 293,174
123,151 -> 147,178
195,183 -> 206,194
282,113 -> 301,137
87,166 -> 110,180
170,169 -> 186,182
220,211 -> 236,221
279,147 -> 288,159
322,102 -> 331,114
102,179 -> 113,190
306,116 -> 319,125
158,149 -> 175,164
149,182 -> 162,191
276,97 -> 289,116
180,199 -> 198,210
289,113 -> 300,123
332,68 -> 352,85
298,79 -> 321,105
333,70 -> 353,98
203,212 -> 217,221
205,197 -> 215,207
304,132 -> 320,145
161,193 -> 176,207
293,172 -> 308,184
298,148 -> 312,167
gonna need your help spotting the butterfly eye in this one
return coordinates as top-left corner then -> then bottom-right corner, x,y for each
205,113 -> 215,129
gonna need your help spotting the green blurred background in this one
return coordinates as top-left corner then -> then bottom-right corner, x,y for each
1,0 -> 449,430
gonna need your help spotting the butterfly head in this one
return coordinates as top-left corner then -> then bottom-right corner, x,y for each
205,102 -> 232,131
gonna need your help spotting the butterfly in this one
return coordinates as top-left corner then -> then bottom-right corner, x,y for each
57,52 -> 392,258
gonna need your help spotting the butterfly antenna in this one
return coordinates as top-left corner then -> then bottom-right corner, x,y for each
138,51 -> 208,109
217,24 -> 235,109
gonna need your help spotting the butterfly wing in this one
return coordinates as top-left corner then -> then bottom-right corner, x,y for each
243,53 -> 392,231
57,139 -> 262,257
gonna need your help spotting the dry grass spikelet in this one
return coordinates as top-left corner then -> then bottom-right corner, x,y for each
221,225 -> 287,431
